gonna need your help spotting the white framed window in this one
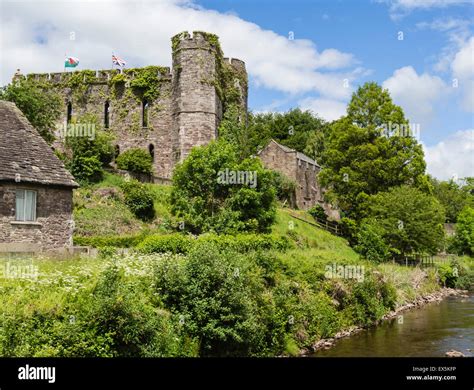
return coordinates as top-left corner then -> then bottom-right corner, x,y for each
15,189 -> 37,221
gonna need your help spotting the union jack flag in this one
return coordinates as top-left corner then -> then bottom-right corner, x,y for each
112,54 -> 126,67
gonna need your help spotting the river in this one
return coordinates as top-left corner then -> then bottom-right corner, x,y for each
313,294 -> 474,357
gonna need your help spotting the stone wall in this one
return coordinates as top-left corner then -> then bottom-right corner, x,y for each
0,182 -> 74,252
258,141 -> 297,182
259,140 -> 340,219
295,158 -> 321,210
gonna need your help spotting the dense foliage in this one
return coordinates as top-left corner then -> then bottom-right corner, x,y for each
116,148 -> 153,174
360,186 -> 445,256
319,82 -> 428,220
120,179 -> 156,221
0,78 -> 62,143
171,140 -> 276,234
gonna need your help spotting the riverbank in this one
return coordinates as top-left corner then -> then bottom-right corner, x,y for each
308,287 -> 469,354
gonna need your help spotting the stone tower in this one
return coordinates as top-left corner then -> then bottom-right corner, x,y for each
172,31 -> 223,162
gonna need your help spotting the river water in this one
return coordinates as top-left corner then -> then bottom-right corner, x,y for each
313,294 -> 474,357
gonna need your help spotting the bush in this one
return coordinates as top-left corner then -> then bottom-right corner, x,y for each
269,171 -> 296,204
137,233 -> 292,255
153,242 -> 267,356
64,114 -> 115,184
308,204 -> 327,222
116,148 -> 153,174
120,180 -> 155,221
70,155 -> 103,183
137,234 -> 193,254
74,233 -> 145,248
355,221 -> 391,263
344,275 -> 396,326
437,262 -> 458,288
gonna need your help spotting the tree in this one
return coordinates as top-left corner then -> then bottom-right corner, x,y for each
319,82 -> 427,220
452,206 -> 474,255
171,140 -> 276,234
64,114 -> 115,183
430,177 -> 474,223
0,78 -> 62,143
362,186 -> 445,256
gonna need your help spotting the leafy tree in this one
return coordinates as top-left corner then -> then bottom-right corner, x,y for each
64,114 -> 114,183
171,140 -> 276,234
452,206 -> 474,255
116,148 -> 153,174
430,177 -> 474,222
0,78 -> 62,143
320,82 -> 427,220
362,185 -> 445,256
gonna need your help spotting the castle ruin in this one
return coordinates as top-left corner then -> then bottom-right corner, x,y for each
22,31 -> 248,180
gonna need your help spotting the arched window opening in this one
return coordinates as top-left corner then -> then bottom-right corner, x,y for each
142,100 -> 149,128
104,101 -> 110,129
149,144 -> 155,162
67,102 -> 72,124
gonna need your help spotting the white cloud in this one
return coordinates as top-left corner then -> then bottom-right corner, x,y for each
382,66 -> 447,124
298,98 -> 346,122
451,36 -> 474,111
0,0 -> 359,99
416,17 -> 472,72
391,0 -> 470,9
380,0 -> 472,20
423,129 -> 474,180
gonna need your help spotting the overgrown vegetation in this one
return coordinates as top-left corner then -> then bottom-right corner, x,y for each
116,148 -> 153,174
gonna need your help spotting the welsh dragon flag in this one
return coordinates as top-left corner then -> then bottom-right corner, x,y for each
64,56 -> 79,68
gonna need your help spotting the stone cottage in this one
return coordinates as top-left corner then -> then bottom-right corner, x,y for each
258,139 -> 339,220
0,101 -> 79,254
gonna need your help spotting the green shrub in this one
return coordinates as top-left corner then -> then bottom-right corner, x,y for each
116,148 -> 153,174
74,233 -> 144,248
269,171 -> 296,204
344,275 -> 395,327
308,204 -> 327,222
355,221 -> 391,263
137,233 -> 292,255
70,155 -> 103,183
120,180 -> 155,221
153,242 -> 267,356
437,262 -> 458,288
137,234 -> 193,254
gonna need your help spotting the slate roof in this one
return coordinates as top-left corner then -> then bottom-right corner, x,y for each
0,101 -> 79,188
261,139 -> 320,167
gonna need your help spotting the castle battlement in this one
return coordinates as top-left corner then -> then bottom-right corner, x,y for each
24,67 -> 172,85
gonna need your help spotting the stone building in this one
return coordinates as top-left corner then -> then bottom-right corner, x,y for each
0,101 -> 79,254
258,139 -> 339,220
21,31 -> 248,181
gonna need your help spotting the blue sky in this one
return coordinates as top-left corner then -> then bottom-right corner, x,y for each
0,0 -> 472,179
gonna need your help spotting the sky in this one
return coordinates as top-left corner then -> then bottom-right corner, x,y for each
0,0 -> 472,180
